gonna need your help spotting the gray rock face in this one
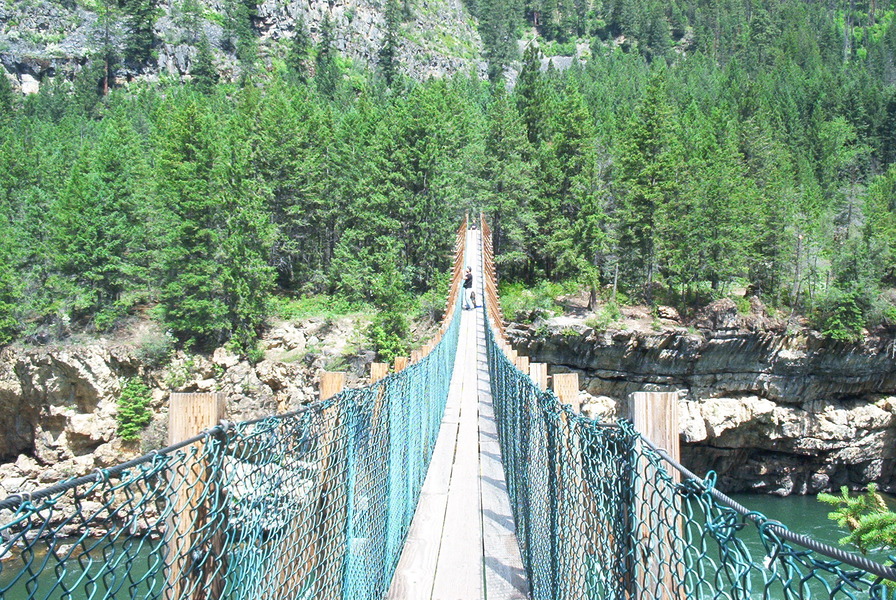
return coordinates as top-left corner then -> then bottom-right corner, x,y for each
0,335 -> 320,499
0,0 -> 484,92
509,320 -> 896,495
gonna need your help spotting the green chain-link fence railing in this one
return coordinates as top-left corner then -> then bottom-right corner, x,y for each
484,293 -> 896,600
0,232 -> 465,600
486,312 -> 896,600
477,211 -> 896,600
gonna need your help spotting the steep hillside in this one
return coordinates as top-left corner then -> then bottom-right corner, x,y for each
0,0 -> 484,91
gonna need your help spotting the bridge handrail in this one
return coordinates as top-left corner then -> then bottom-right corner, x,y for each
479,212 -> 896,599
643,436 -> 896,584
0,216 -> 470,600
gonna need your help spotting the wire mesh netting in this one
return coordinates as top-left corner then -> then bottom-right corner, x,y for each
480,220 -> 896,600
0,223 -> 467,600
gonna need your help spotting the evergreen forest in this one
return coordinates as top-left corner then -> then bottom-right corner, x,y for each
2,0 -> 896,353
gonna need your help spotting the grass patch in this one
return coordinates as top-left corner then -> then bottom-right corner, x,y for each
271,294 -> 373,321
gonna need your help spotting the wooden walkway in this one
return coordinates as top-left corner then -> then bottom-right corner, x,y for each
387,230 -> 529,600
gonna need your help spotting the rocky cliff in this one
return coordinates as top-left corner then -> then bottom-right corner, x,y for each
0,0 -> 484,93
507,316 -> 896,496
0,318 -> 373,499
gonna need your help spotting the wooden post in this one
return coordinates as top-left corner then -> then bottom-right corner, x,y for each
320,371 -> 345,401
314,372 -> 347,596
370,363 -> 389,384
410,349 -> 422,364
552,373 -> 580,413
550,372 -> 586,597
628,391 -> 682,599
394,357 -> 409,372
529,363 -> 548,391
628,392 -> 680,480
515,356 -> 529,374
167,393 -> 226,600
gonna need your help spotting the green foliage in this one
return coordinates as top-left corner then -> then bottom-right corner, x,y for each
733,296 -> 751,316
368,308 -> 410,363
271,295 -> 371,321
116,377 -> 153,441
499,280 -> 577,322
315,15 -> 340,97
379,0 -> 402,85
819,484 -> 896,557
135,331 -> 175,367
122,0 -> 159,67
286,16 -> 312,82
585,302 -> 621,332
821,289 -> 866,342
191,35 -> 219,93
245,342 -> 265,364
0,73 -> 13,118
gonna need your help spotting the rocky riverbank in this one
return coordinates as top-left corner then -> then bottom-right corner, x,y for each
507,305 -> 896,496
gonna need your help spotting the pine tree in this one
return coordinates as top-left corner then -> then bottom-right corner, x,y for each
819,484 -> 896,557
0,73 -> 13,119
0,223 -> 20,345
482,87 -> 536,279
286,15 -> 312,83
515,44 -> 548,146
480,0 -> 520,82
89,0 -> 122,96
316,14 -> 340,98
154,95 -> 274,350
122,0 -> 159,68
379,0 -> 402,86
191,34 -> 219,94
615,72 -> 680,302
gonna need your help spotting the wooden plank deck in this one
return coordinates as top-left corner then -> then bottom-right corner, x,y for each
387,230 -> 529,600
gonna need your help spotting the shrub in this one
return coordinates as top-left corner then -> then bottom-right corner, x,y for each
368,309 -> 409,363
135,330 -> 174,368
821,289 -> 866,343
585,303 -> 621,332
117,377 -> 153,441
733,295 -> 751,316
271,294 -> 371,321
246,343 -> 265,365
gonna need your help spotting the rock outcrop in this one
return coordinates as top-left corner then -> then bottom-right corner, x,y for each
509,318 -> 896,496
0,0 -> 484,93
0,316 -> 375,500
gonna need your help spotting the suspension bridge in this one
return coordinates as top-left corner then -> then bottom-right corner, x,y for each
0,216 -> 894,600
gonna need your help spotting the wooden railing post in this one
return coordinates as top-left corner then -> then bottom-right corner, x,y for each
529,363 -> 548,391
167,392 -> 226,600
315,372 -> 346,597
370,363 -> 389,384
628,391 -> 682,599
394,357 -> 409,372
552,373 -> 580,413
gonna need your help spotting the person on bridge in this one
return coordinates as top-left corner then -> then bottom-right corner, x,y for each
463,267 -> 475,310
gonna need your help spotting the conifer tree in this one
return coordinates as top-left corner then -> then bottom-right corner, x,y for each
482,87 -> 536,278
191,35 -> 219,94
122,0 -> 159,68
316,14 -> 340,98
287,15 -> 312,83
615,72 -> 680,302
480,0 -> 520,82
0,73 -> 13,119
379,0 -> 402,86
